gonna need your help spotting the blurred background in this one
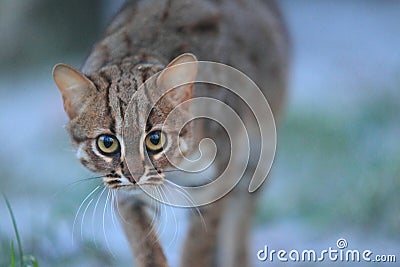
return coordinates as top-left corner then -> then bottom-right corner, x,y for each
0,0 -> 399,266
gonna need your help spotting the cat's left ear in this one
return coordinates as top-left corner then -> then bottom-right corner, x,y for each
157,53 -> 198,105
53,64 -> 96,119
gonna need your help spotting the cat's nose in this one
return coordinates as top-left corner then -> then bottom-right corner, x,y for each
124,173 -> 137,184
120,161 -> 139,184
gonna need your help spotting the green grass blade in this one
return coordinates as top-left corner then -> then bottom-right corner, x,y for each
3,194 -> 24,267
10,241 -> 15,267
31,257 -> 39,267
25,256 -> 39,267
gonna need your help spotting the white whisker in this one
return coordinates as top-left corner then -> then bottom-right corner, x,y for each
155,187 -> 167,239
110,191 -> 118,232
80,198 -> 94,241
53,176 -> 103,199
102,189 -> 116,258
163,180 -> 206,230
92,186 -> 107,247
150,189 -> 159,229
159,185 -> 179,249
114,191 -> 127,225
142,187 -> 159,242
72,185 -> 101,245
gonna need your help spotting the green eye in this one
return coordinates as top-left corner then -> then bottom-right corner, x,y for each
97,134 -> 120,155
145,130 -> 167,152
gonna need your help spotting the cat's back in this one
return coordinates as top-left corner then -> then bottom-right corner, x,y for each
83,0 -> 289,115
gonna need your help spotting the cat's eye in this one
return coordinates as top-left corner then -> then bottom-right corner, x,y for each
97,134 -> 120,155
145,130 -> 167,153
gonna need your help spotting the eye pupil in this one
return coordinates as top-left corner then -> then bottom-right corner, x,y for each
149,132 -> 160,145
102,136 -> 114,148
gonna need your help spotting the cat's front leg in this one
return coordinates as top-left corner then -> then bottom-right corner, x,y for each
117,193 -> 168,267
180,197 -> 228,267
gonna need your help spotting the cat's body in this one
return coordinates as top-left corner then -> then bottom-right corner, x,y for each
53,0 -> 289,266
83,0 -> 288,113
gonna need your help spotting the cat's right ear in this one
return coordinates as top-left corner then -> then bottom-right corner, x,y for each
53,64 -> 96,119
157,53 -> 198,107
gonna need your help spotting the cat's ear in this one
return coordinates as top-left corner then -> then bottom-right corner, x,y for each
53,64 -> 96,119
157,53 -> 198,106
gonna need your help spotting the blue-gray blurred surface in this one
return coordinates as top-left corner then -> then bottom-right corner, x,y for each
0,0 -> 399,266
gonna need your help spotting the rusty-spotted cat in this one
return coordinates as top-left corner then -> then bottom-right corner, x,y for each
53,0 -> 289,266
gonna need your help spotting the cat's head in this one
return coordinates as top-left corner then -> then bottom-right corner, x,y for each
53,54 -> 198,189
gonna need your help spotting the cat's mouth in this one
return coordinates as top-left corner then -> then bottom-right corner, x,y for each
103,174 -> 164,189
103,173 -> 135,189
103,178 -> 124,189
